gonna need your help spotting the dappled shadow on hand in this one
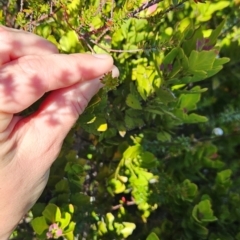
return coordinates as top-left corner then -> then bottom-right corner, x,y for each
0,32 -> 100,128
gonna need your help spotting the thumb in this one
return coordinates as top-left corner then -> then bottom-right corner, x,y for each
16,78 -> 103,171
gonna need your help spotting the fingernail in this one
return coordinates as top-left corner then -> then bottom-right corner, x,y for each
93,53 -> 111,59
112,65 -> 120,78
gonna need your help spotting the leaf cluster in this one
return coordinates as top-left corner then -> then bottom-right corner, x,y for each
2,0 -> 240,239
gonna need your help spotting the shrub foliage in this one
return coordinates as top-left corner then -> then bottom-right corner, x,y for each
1,0 -> 240,239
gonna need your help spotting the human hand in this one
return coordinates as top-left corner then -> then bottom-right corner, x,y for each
0,26 -> 117,239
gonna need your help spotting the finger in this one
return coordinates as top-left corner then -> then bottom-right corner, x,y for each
0,25 -> 58,65
15,78 -> 103,170
0,53 -> 113,114
16,66 -> 119,170
0,112 -> 13,133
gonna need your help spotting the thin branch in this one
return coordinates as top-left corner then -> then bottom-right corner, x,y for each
20,0 -> 24,12
129,0 -> 189,18
49,0 -> 53,15
80,0 -> 190,51
95,27 -> 110,43
28,13 -> 33,32
111,0 -> 114,18
26,6 -> 61,27
220,18 -> 240,38
159,0 -> 189,16
89,38 -> 166,53
95,0 -> 106,16
82,24 -> 110,39
89,39 -> 144,53
129,0 -> 163,17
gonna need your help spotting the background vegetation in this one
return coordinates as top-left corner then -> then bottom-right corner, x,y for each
1,0 -> 240,239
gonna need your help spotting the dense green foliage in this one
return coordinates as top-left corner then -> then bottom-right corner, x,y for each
1,0 -> 240,239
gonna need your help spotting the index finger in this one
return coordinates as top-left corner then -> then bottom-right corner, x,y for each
0,26 -> 58,65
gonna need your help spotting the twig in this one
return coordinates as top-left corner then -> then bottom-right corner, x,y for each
82,24 -> 110,39
89,38 -> 166,53
83,0 -> 190,46
129,0 -> 189,18
111,0 -> 114,18
160,0 -> 189,16
49,0 -> 53,15
220,18 -> 240,38
89,39 -> 143,53
95,27 -> 110,43
129,0 -> 164,17
29,13 -> 33,32
20,0 -> 24,12
26,6 -> 61,27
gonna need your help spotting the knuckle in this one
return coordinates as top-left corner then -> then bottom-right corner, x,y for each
17,56 -> 49,90
17,55 -> 44,74
73,92 -> 89,115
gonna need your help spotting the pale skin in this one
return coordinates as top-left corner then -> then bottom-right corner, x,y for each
0,26 -> 118,239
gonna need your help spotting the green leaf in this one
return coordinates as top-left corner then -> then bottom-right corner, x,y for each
59,212 -> 71,230
144,107 -> 164,116
178,87 -> 208,94
42,204 -> 61,223
209,20 -> 226,46
213,57 -> 230,66
126,93 -> 142,110
174,109 -> 208,123
71,193 -> 90,206
64,221 -> 76,233
130,175 -> 148,186
91,16 -> 103,29
68,204 -> 74,214
187,113 -> 208,123
146,232 -> 160,240
31,203 -> 46,217
196,1 -> 230,22
108,179 -> 126,194
178,48 -> 189,70
178,86 -> 201,111
120,222 -> 136,238
181,179 -> 198,202
215,169 -> 232,187
31,216 -> 49,235
47,35 -> 59,47
123,145 -> 142,159
92,117 -> 107,132
157,131 -> 172,142
162,47 -> 179,65
156,88 -> 176,104
124,109 -> 145,130
205,57 -> 230,78
63,231 -> 74,240
106,212 -> 115,224
203,157 -> 225,169
172,0 -> 179,5
59,30 -> 80,53
41,24 -> 51,38
140,151 -> 157,168
192,200 -> 217,223
188,222 -> 209,238
189,50 -> 216,71
168,61 -> 182,79
55,179 -> 69,193
97,221 -> 108,235
134,65 -> 156,100
67,0 -> 80,12
182,26 -> 203,56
